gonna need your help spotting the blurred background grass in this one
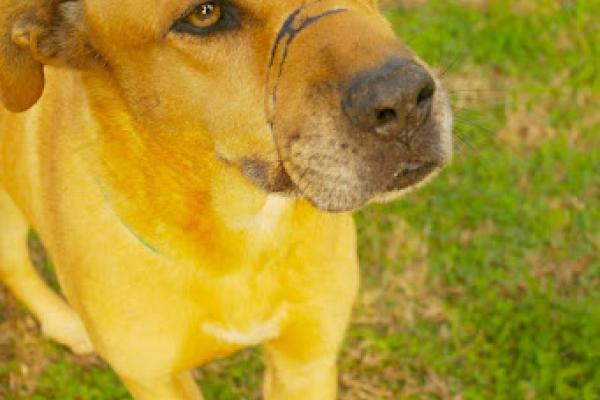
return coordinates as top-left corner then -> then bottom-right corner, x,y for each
1,0 -> 599,399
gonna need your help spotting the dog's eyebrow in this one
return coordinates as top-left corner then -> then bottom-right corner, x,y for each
86,0 -> 201,42
169,0 -> 202,27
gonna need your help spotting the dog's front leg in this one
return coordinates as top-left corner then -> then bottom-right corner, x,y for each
120,371 -> 204,400
263,348 -> 338,400
0,188 -> 93,355
262,308 -> 354,400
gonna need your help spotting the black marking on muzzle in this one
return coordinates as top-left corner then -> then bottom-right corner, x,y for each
266,4 -> 347,122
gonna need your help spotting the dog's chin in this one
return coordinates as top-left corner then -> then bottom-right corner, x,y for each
288,160 -> 442,213
239,157 -> 442,213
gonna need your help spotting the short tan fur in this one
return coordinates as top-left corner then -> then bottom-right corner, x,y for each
0,0 -> 452,398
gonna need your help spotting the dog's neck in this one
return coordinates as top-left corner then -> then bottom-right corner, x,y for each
77,70 -> 329,271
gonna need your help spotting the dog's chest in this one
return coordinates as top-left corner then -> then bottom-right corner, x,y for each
201,304 -> 289,347
193,197 -> 297,346
188,268 -> 294,354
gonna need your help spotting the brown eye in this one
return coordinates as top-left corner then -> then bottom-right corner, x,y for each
172,1 -> 238,36
186,2 -> 222,29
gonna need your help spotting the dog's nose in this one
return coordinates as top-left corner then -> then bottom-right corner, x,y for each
342,58 -> 436,142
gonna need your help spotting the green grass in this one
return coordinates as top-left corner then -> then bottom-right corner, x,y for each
32,361 -> 129,400
2,0 -> 599,399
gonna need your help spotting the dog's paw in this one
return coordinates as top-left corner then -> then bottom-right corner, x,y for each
41,310 -> 95,355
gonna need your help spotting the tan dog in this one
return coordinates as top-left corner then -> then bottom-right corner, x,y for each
0,0 -> 452,398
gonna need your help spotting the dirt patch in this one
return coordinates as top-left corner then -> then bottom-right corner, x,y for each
340,348 -> 462,400
454,0 -> 560,14
458,219 -> 498,246
0,237 -> 102,399
379,0 -> 427,10
445,64 -> 599,151
0,236 -> 55,397
340,216 -> 460,399
497,102 -> 558,150
442,64 -> 508,110
498,85 -> 600,151
382,0 -> 560,13
526,249 -> 596,297
0,287 -> 53,398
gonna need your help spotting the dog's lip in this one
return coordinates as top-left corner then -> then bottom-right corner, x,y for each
386,160 -> 438,191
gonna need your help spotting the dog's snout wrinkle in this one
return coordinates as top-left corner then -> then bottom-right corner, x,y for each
343,58 -> 436,142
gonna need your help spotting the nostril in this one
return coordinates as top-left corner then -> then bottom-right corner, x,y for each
417,83 -> 435,109
343,58 -> 438,140
375,108 -> 397,125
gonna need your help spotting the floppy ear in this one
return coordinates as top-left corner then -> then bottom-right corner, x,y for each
0,0 -> 98,112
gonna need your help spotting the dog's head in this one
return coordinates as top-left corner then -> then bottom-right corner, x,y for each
0,0 -> 452,212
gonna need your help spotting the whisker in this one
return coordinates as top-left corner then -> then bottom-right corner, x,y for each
451,101 -> 506,113
438,55 -> 463,79
454,115 -> 498,137
449,89 -> 507,93
449,92 -> 507,106
453,130 -> 481,156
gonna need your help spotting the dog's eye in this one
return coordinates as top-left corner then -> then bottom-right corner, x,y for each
172,1 -> 238,36
187,2 -> 221,28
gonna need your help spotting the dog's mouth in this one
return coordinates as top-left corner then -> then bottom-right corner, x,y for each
237,153 -> 441,212
385,160 -> 438,192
